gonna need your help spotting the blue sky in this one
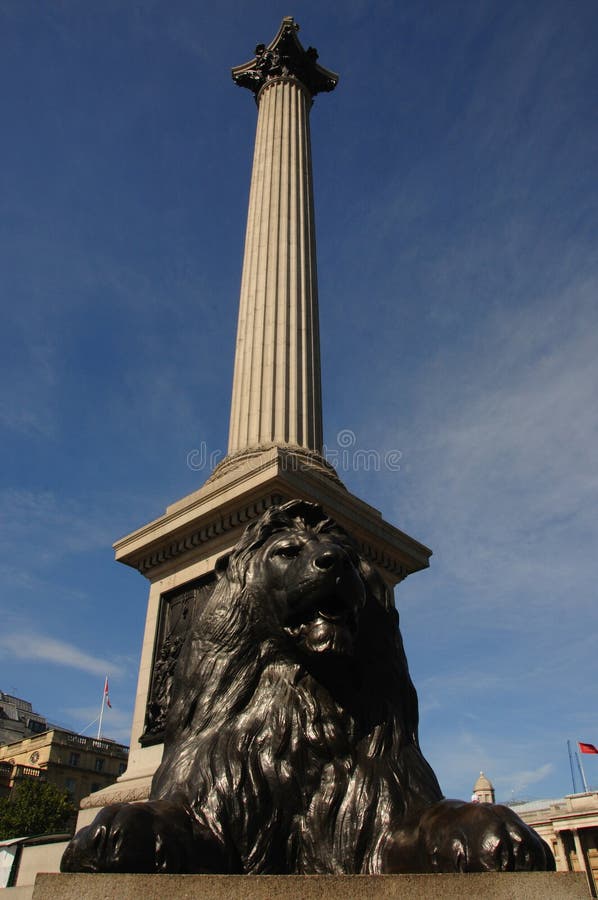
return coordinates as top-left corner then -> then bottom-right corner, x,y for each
1,0 -> 597,803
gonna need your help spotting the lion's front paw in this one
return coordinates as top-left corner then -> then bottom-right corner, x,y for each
60,801 -> 197,873
388,800 -> 555,873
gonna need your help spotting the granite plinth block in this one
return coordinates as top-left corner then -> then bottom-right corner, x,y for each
32,872 -> 587,899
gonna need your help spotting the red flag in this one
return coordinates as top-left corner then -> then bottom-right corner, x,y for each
579,742 -> 598,754
104,676 -> 112,709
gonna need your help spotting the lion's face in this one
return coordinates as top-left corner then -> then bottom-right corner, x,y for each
244,527 -> 366,658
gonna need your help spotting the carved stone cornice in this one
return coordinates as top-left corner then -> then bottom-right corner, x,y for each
134,501 -> 410,581
134,494 -> 283,575
114,447 -> 431,583
80,783 -> 150,809
232,16 -> 338,100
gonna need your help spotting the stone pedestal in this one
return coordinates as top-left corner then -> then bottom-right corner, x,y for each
32,872 -> 588,900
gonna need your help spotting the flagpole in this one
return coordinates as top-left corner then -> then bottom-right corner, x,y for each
97,677 -> 107,740
567,740 -> 578,793
577,751 -> 590,792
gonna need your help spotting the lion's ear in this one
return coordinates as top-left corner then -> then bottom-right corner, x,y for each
215,552 -> 231,578
359,558 -> 394,613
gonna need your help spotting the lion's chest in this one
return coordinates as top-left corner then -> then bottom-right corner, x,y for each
231,670 -> 358,804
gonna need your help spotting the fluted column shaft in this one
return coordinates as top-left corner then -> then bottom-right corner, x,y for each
228,77 -> 322,455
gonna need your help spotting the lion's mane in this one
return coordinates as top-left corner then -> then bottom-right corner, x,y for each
150,501 -> 442,874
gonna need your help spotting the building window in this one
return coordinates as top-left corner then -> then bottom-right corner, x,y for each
27,719 -> 46,734
69,752 -> 80,767
91,782 -> 101,793
94,758 -> 104,772
65,777 -> 76,796
118,762 -> 126,775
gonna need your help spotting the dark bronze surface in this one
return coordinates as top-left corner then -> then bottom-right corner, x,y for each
62,501 -> 554,875
140,575 -> 216,746
231,17 -> 338,99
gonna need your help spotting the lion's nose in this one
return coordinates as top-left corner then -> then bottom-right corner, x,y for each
314,550 -> 342,571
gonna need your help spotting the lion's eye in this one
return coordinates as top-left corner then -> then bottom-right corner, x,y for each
273,544 -> 302,559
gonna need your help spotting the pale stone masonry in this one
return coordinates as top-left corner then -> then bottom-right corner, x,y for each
33,872 -> 588,899
0,728 -> 128,809
228,17 -> 337,455
510,791 -> 598,894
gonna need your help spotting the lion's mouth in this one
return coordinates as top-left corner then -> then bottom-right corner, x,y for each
283,592 -> 358,656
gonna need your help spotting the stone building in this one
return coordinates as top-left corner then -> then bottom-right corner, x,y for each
470,773 -> 598,894
510,792 -> 598,896
0,692 -> 48,747
0,729 -> 128,810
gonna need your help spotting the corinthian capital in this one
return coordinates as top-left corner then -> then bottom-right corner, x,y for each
232,17 -> 338,99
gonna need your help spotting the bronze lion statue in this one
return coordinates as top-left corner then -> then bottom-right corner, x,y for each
62,500 -> 553,874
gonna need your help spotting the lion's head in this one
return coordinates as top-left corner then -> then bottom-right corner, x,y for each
215,500 -> 368,659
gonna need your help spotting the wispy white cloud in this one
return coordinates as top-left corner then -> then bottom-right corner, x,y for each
494,763 -> 555,800
0,487 -> 150,570
392,272 -> 598,613
0,632 -> 124,678
0,338 -> 58,437
419,670 -> 510,706
422,725 -> 557,803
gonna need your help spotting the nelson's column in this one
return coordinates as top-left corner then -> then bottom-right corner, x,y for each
75,17 -> 432,826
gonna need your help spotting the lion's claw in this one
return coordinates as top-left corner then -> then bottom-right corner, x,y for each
388,800 -> 555,873
60,801 -> 199,874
